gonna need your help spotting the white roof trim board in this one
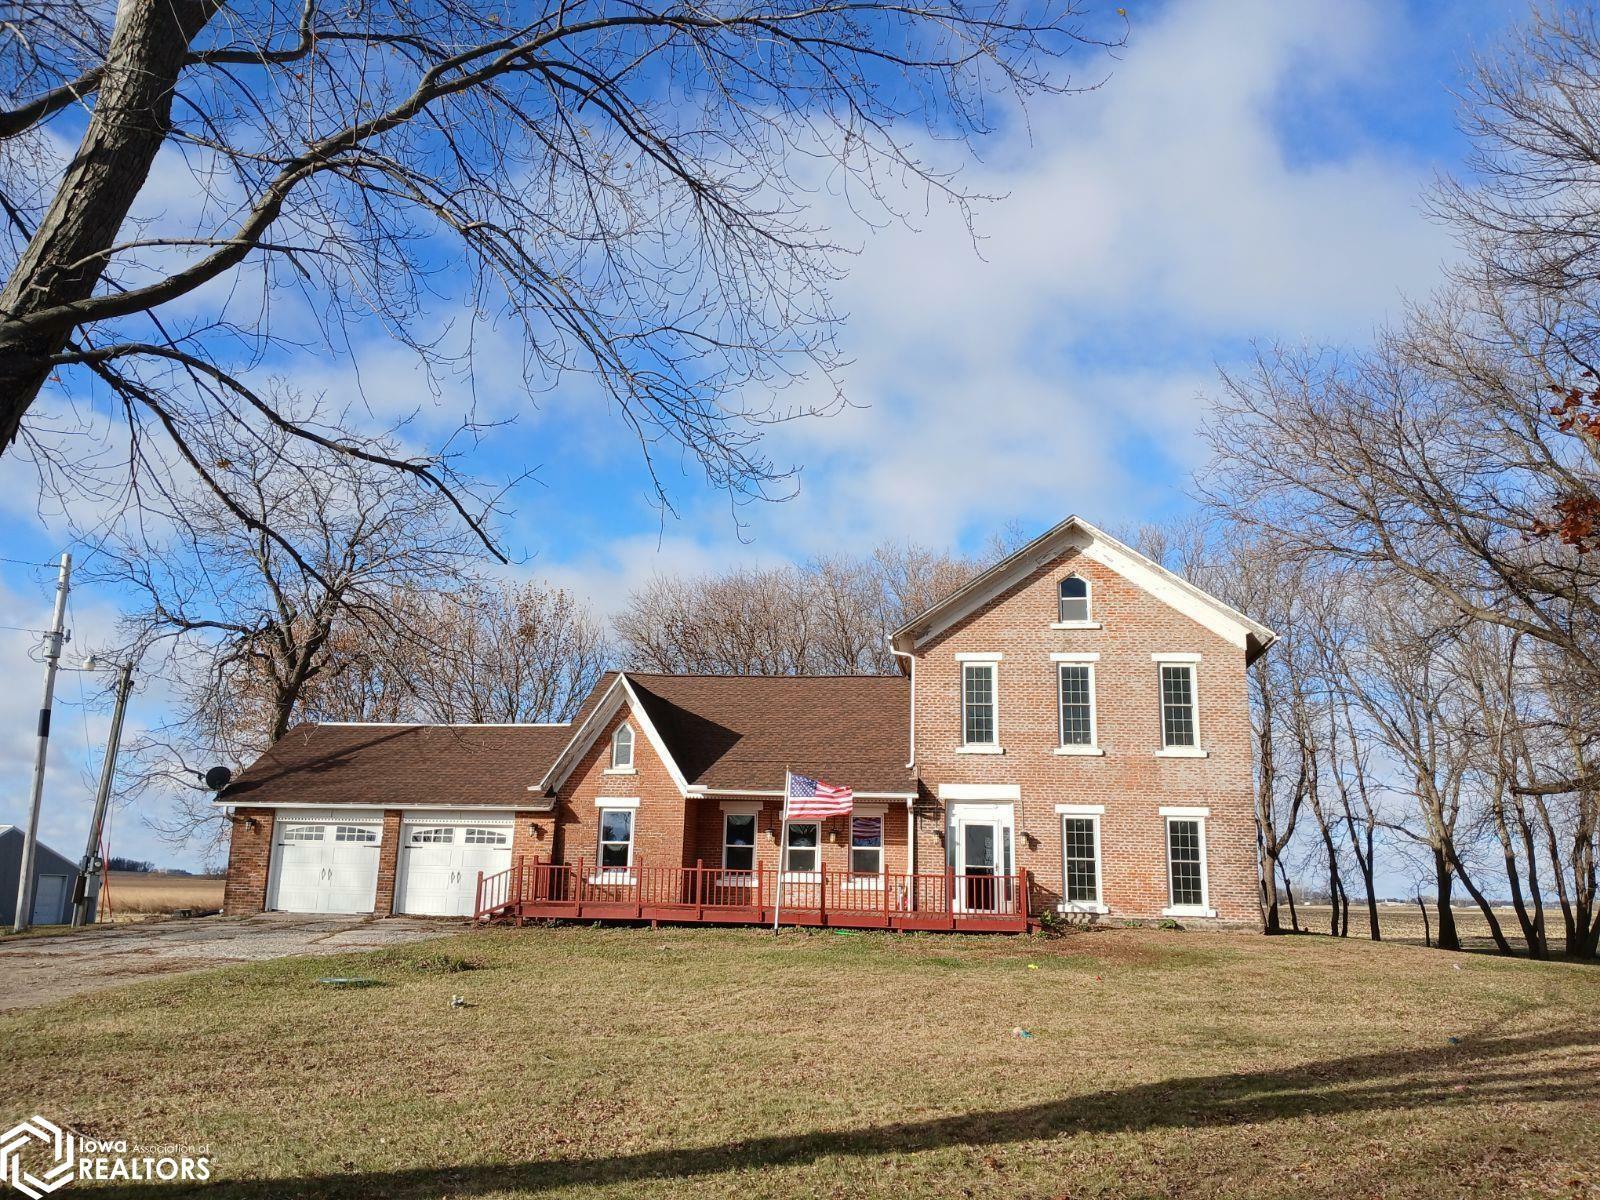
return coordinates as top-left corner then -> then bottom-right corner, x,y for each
530,674 -> 692,799
890,515 -> 1276,663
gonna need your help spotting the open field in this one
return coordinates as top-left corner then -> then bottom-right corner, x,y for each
1297,904 -> 1531,952
1,924 -> 1596,1199
99,872 -> 224,919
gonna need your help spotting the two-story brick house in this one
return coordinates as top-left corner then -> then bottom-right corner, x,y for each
220,516 -> 1274,929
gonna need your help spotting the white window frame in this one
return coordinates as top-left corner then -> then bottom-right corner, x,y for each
1161,807 -> 1214,917
1153,656 -> 1207,758
606,723 -> 637,774
593,806 -> 636,883
1052,574 -> 1100,629
845,810 -> 885,887
1053,654 -> 1102,756
721,810 -> 758,882
956,653 -> 1002,753
1055,803 -> 1106,913
782,819 -> 821,878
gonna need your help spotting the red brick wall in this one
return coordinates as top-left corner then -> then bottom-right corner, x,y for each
222,807 -> 274,915
912,545 -> 1259,923
551,705 -> 689,874
685,800 -> 910,877
373,810 -> 403,915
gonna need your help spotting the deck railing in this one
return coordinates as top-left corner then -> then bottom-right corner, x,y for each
475,856 -> 1030,930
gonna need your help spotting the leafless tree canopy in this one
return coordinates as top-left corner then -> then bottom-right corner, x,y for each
614,536 -> 1016,675
0,0 -> 1113,553
1194,8 -> 1600,957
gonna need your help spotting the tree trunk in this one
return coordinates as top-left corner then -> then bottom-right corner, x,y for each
1260,840 -> 1283,934
1280,861 -> 1300,933
1434,848 -> 1460,952
0,0 -> 221,446
1416,893 -> 1431,948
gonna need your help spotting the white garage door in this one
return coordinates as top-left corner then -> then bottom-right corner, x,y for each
267,817 -> 382,914
395,817 -> 513,916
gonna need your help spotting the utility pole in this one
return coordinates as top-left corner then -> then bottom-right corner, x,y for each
14,552 -> 71,932
72,660 -> 134,928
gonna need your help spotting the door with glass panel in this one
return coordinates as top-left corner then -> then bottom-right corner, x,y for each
952,810 -> 1012,913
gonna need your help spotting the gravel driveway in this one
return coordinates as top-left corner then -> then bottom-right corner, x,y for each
0,914 -> 459,1013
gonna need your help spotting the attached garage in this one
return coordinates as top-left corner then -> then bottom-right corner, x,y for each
395,812 -> 514,916
266,811 -> 383,914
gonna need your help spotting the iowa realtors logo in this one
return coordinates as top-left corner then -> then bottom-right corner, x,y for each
1,1116 -> 211,1195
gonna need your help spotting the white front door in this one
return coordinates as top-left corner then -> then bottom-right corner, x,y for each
950,803 -> 1014,914
267,821 -> 381,913
396,821 -> 513,916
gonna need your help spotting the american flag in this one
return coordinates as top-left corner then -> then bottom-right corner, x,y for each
787,772 -> 853,818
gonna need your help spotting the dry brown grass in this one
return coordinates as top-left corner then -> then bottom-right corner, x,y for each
99,872 -> 224,918
1,923 -> 1596,1199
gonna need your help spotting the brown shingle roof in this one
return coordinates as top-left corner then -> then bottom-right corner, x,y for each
222,723 -> 573,810
626,674 -> 913,794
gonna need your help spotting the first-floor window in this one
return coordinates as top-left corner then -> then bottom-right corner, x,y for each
1062,816 -> 1100,905
723,812 -> 756,873
850,815 -> 883,877
784,821 -> 819,873
1167,818 -> 1205,908
598,808 -> 634,869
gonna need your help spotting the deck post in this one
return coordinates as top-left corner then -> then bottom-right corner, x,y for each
1017,867 -> 1030,925
757,861 -> 766,924
695,858 -> 704,919
819,862 -> 828,927
945,862 -> 957,931
474,870 -> 483,921
578,856 -> 587,914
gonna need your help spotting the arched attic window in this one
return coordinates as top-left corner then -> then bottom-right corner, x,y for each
1058,575 -> 1091,624
610,723 -> 635,770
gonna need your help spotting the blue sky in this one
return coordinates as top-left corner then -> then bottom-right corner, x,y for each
0,0 -> 1523,872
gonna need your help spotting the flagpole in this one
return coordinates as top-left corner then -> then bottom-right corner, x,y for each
773,766 -> 790,934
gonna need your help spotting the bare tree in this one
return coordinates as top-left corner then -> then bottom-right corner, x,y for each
328,581 -> 610,723
0,0 -> 1114,553
114,422 -> 475,848
615,539 -> 978,675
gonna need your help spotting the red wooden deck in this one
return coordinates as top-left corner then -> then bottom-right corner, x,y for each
475,858 -> 1032,933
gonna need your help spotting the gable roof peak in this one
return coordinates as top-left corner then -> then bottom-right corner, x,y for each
890,514 -> 1276,663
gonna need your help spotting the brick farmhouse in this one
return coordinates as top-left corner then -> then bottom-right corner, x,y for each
221,516 -> 1275,930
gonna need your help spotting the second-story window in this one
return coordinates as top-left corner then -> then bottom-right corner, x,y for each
1058,575 -> 1091,623
610,723 -> 635,770
962,662 -> 997,747
1058,663 -> 1096,747
1160,664 -> 1198,748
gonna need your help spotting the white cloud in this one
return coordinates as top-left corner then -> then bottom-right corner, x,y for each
718,0 -> 1458,556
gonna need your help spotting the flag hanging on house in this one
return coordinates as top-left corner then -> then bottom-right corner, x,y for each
787,773 -> 853,817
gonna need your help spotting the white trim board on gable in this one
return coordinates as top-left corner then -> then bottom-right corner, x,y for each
531,673 -> 693,799
890,515 -> 1276,663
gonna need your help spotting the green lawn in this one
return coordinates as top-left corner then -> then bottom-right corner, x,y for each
3,924 -> 1597,1198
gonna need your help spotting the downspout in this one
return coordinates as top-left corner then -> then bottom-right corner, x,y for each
890,644 -> 918,887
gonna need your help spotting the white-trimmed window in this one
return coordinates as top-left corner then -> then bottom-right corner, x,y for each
410,827 -> 453,845
1058,663 -> 1097,748
1058,575 -> 1091,623
1165,816 -> 1209,913
609,723 -> 635,770
1158,662 -> 1198,749
464,828 -> 508,846
849,815 -> 883,879
961,661 -> 998,748
784,821 -> 820,873
597,808 -> 635,870
723,811 -> 756,874
1061,814 -> 1102,909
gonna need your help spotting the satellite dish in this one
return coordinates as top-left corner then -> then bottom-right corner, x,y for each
204,766 -> 233,791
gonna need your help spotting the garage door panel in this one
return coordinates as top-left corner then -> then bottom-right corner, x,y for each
397,822 -> 511,916
267,820 -> 381,914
